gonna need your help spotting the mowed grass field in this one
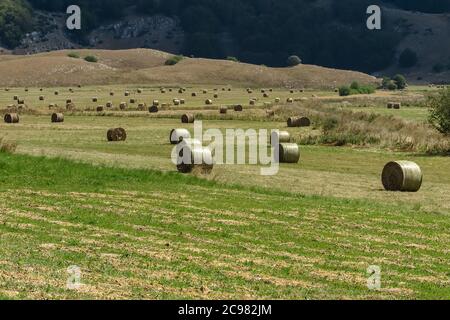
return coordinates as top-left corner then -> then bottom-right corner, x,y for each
0,85 -> 449,299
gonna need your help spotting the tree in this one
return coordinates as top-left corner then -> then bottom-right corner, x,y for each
393,74 -> 407,89
428,88 -> 450,135
398,48 -> 418,68
287,55 -> 302,67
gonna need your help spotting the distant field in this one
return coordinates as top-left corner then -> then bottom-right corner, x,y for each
0,85 -> 449,300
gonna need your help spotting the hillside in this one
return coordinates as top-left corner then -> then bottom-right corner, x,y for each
0,49 -> 378,88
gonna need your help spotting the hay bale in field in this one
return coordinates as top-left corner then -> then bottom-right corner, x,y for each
249,100 -> 256,105
161,89 -> 166,93
149,105 -> 159,113
48,103 -> 56,109
299,89 -> 304,93
51,113 -> 64,123
125,91 -> 130,96
234,105 -> 243,112
169,88 -> 173,92
279,143 -> 300,163
92,97 -> 98,102
66,98 -> 72,104
286,98 -> 294,103
69,88 -> 74,93
382,161 -> 422,192
5,88 -> 9,91
152,100 -> 160,107
54,91 -> 59,95
205,99 -> 213,105
271,131 -> 291,144
180,99 -> 185,105
263,93 -> 269,98
17,99 -> 25,105
25,88 -> 29,92
119,102 -> 127,110
4,113 -> 19,124
219,106 -> 228,114
13,95 -> 18,101
66,103 -> 76,110
287,116 -> 310,127
173,99 -> 180,106
178,88 -> 184,94
275,98 -> 281,103
106,101 -> 113,108
202,89 -> 208,94
137,88 -> 143,94
130,98 -> 136,104
170,128 -> 191,144
107,128 -> 127,142
137,103 -> 146,111
181,113 -> 195,124
96,106 -> 104,112
191,92 -> 197,97
228,88 -> 232,92
214,94 -> 219,98
175,139 -> 213,174
290,90 -> 294,94
393,102 -> 401,109
266,110 -> 275,117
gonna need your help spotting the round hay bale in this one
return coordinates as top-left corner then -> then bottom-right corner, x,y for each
137,103 -> 146,111
13,95 -> 18,101
173,99 -> 180,106
203,89 -> 208,94
382,161 -> 422,192
180,99 -> 185,105
48,103 -> 56,109
393,102 -> 401,109
263,93 -> 269,98
25,88 -> 29,92
51,113 -> 64,123
205,99 -> 213,105
219,107 -> 228,114
96,106 -> 104,112
66,98 -> 72,104
170,129 -> 191,144
125,91 -> 130,96
92,97 -> 98,103
4,113 -> 19,124
153,100 -> 160,107
234,105 -> 243,112
275,98 -> 281,103
279,143 -> 300,163
107,128 -> 127,142
271,131 -> 291,144
249,100 -> 256,105
110,91 -> 114,96
54,91 -> 59,95
387,102 -> 394,109
287,116 -> 310,127
5,88 -> 9,91
214,94 -> 219,99
191,92 -> 197,97
287,98 -> 294,103
17,99 -> 25,105
290,90 -> 294,94
161,89 -> 166,94
39,96 -> 45,101
178,88 -> 184,94
130,98 -> 136,104
181,114 -> 195,124
149,106 -> 159,113
119,102 -> 127,110
106,101 -> 113,108
176,139 -> 213,174
69,88 -> 74,93
137,88 -> 143,94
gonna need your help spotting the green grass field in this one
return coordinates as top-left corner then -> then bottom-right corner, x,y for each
0,85 -> 449,299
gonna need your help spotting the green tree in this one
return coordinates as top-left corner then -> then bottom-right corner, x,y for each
393,74 -> 407,89
428,88 -> 450,135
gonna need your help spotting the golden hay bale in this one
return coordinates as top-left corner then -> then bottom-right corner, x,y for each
69,88 -> 74,93
263,93 -> 269,98
153,100 -> 160,106
191,92 -> 197,97
181,114 -> 195,124
161,89 -> 166,93
234,105 -> 243,112
287,116 -> 311,127
137,103 -> 146,111
137,88 -> 143,94
66,99 -> 72,104
54,91 -> 59,95
219,106 -> 228,114
388,102 -> 401,109
25,88 -> 29,92
271,131 -> 291,144
110,91 -> 114,96
279,143 -> 300,163
96,106 -> 104,112
39,96 -> 45,101
125,91 -> 130,96
214,94 -> 219,98
4,113 -> 19,124
173,99 -> 180,106
170,128 -> 191,144
286,98 -> 294,103
5,88 -> 9,91
169,88 -> 173,92
249,100 -> 256,105
119,102 -> 127,110
106,101 -> 113,108
275,98 -> 280,103
299,89 -> 304,93
51,113 -> 64,123
228,88 -> 232,92
130,98 -> 136,104
92,97 -> 98,102
13,95 -> 18,100
382,161 -> 422,192
266,110 -> 275,117
203,89 -> 208,94
178,88 -> 184,94
17,99 -> 25,105
205,99 -> 213,105
175,139 -> 213,174
180,99 -> 185,105
48,103 -> 56,109
149,105 -> 159,113
107,128 -> 127,142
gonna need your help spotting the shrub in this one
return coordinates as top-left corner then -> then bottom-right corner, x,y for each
399,48 -> 418,68
84,55 -> 98,63
226,56 -> 239,62
287,55 -> 302,67
339,86 -> 351,96
428,88 -> 450,135
165,55 -> 184,66
68,52 -> 80,59
350,81 -> 360,90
